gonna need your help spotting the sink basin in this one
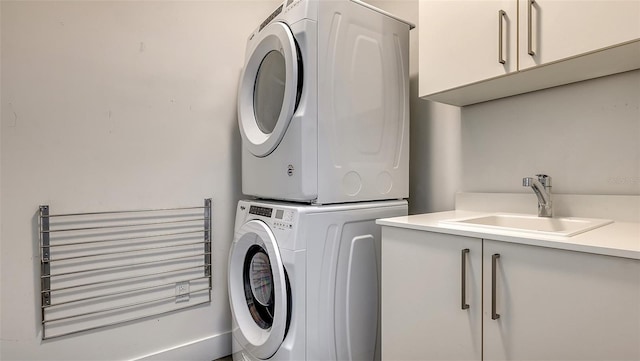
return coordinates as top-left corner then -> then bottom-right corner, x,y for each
441,214 -> 613,237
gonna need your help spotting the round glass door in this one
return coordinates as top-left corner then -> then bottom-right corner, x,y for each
254,51 -> 286,135
237,22 -> 301,157
244,245 -> 275,329
228,220 -> 288,359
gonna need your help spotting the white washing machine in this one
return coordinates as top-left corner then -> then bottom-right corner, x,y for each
237,0 -> 414,205
228,199 -> 408,361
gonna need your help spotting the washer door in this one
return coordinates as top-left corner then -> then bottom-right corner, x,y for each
238,22 -> 301,157
229,220 -> 288,359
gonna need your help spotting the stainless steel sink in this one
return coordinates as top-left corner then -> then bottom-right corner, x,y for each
441,214 -> 613,237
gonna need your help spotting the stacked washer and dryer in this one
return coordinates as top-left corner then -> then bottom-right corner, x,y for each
228,1 -> 413,360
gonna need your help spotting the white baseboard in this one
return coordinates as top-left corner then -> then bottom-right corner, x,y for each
131,331 -> 232,361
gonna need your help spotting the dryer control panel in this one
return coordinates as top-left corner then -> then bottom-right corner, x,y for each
259,4 -> 283,32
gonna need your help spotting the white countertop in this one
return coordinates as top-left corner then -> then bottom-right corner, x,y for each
377,210 -> 640,260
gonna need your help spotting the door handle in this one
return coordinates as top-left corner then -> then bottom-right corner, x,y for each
498,10 -> 506,64
491,254 -> 501,320
461,248 -> 470,310
527,0 -> 536,56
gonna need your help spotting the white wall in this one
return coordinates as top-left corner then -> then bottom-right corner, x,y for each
461,69 -> 640,195
0,1 -> 277,360
364,0 -> 462,214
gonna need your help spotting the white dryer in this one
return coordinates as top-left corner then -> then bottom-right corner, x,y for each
228,199 -> 408,361
237,0 -> 414,204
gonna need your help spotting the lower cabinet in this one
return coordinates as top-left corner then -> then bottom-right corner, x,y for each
381,228 -> 482,360
381,226 -> 640,360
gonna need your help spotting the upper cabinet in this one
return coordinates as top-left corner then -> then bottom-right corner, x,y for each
419,0 -> 518,95
419,0 -> 640,106
519,0 -> 640,70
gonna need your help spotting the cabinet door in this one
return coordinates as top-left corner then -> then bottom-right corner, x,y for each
381,227 -> 482,360
519,0 -> 640,70
419,0 -> 517,97
483,239 -> 640,360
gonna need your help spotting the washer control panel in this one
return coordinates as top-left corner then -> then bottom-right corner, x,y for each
249,205 -> 273,218
273,208 -> 294,230
248,205 -> 294,230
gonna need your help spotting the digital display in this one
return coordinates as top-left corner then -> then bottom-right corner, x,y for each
249,206 -> 273,218
275,209 -> 284,219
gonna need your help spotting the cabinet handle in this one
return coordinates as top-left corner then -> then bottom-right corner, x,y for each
498,10 -> 506,64
527,0 -> 536,56
461,248 -> 470,310
491,253 -> 501,320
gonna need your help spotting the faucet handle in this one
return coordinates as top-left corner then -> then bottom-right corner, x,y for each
535,174 -> 551,187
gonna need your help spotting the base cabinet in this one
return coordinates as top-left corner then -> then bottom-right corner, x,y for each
381,227 -> 640,360
483,239 -> 640,360
381,228 -> 482,360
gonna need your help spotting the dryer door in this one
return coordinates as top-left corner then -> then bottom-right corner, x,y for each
238,22 -> 301,158
228,220 -> 289,359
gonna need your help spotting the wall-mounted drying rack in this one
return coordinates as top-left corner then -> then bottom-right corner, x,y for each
38,199 -> 212,339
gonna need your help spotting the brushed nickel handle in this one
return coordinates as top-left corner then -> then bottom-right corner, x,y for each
528,0 -> 536,56
498,10 -> 506,64
461,248 -> 470,310
492,253 -> 501,320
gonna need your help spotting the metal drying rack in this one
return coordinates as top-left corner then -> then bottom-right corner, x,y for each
38,199 -> 212,339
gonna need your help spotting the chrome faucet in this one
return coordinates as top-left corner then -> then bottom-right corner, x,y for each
523,174 -> 552,217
